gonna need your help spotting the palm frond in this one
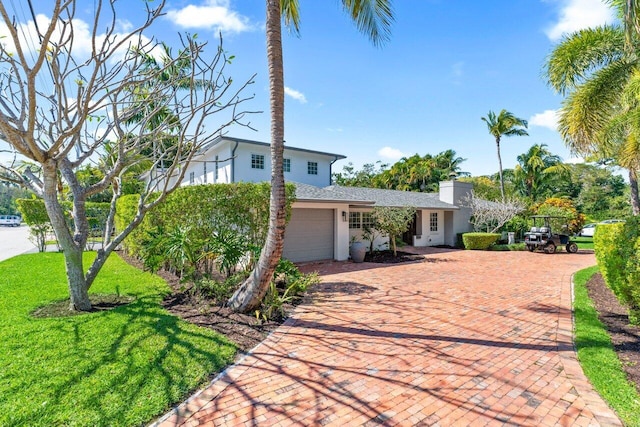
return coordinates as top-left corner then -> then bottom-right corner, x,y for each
341,0 -> 394,47
545,25 -> 625,94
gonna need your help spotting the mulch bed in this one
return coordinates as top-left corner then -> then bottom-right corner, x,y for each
585,273 -> 640,393
364,250 -> 424,263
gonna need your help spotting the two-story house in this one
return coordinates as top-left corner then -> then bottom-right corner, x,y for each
166,135 -> 474,263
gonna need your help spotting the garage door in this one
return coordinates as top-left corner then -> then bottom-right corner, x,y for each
282,208 -> 334,262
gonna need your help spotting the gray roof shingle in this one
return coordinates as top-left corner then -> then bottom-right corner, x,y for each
293,183 -> 459,209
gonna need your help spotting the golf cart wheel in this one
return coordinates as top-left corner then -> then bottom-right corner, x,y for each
544,242 -> 556,254
566,242 -> 578,253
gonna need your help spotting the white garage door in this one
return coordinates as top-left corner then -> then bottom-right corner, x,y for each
283,208 -> 334,262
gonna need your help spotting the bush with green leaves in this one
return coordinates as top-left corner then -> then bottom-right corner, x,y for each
16,198 -> 52,252
371,206 -> 416,256
462,232 -> 500,250
196,273 -> 247,303
594,220 -> 640,324
116,183 -> 296,279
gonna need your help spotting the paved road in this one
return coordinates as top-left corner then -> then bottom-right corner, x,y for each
0,225 -> 34,262
157,248 -> 620,427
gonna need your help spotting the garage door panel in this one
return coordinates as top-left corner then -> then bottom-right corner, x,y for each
283,209 -> 334,262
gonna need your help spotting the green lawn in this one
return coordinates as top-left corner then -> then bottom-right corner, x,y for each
573,236 -> 595,250
0,252 -> 236,427
573,266 -> 640,426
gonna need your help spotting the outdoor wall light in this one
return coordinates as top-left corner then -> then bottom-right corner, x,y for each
342,211 -> 347,222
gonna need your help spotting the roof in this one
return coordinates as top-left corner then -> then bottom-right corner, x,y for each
293,182 -> 372,205
200,135 -> 346,161
291,184 -> 459,209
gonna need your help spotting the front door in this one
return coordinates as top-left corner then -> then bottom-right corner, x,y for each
402,213 -> 417,245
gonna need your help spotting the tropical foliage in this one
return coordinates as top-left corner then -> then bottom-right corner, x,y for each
513,144 -> 568,201
545,0 -> 640,214
481,109 -> 529,201
228,0 -> 394,313
333,150 -> 468,191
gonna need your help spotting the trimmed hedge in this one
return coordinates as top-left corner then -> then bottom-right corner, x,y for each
462,232 -> 500,250
115,182 -> 296,259
594,220 -> 640,324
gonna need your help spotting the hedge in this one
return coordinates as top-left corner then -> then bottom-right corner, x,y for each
115,182 -> 296,258
462,232 -> 500,250
594,220 -> 640,324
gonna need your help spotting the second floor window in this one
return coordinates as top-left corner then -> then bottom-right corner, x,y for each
307,161 -> 318,175
251,154 -> 265,169
214,155 -> 219,181
203,162 -> 207,183
283,158 -> 291,173
189,171 -> 195,185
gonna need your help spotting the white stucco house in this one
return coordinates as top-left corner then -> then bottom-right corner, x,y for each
168,135 -> 474,263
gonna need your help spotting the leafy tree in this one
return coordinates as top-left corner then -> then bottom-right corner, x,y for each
228,0 -> 394,312
332,161 -> 389,187
0,183 -> 31,215
481,109 -> 529,202
458,176 -> 502,201
0,1 -> 253,311
15,198 -> 51,252
534,197 -> 586,234
513,144 -> 568,202
371,206 -> 416,256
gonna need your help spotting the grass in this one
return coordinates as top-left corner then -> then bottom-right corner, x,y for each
0,252 -> 237,427
573,266 -> 640,426
573,236 -> 594,250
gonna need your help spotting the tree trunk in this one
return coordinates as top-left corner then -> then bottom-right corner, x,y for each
42,160 -> 92,311
496,137 -> 505,202
228,0 -> 286,312
630,169 -> 640,215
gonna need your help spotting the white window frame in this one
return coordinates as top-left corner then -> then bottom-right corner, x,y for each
307,161 -> 318,175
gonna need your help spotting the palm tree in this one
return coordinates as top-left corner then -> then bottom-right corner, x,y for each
481,109 -> 529,201
544,1 -> 640,214
513,144 -> 568,201
228,0 -> 393,312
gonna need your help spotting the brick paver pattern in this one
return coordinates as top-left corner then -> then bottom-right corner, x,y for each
156,249 -> 621,426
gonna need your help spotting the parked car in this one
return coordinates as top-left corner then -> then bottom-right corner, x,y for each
600,219 -> 625,224
578,223 -> 597,237
0,215 -> 21,227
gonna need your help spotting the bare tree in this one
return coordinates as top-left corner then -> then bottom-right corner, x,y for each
0,0 -> 254,311
462,192 -> 524,233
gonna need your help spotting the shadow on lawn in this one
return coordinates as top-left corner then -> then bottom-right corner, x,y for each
8,297 -> 235,427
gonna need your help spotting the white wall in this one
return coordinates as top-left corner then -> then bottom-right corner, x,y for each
413,209 -> 445,246
348,208 -> 389,252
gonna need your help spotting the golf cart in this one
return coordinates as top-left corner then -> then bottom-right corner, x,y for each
524,215 -> 579,254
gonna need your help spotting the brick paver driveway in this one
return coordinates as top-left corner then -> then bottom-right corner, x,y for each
157,249 -> 621,426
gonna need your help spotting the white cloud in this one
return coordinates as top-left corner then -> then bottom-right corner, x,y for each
166,0 -> 253,33
378,146 -> 405,160
545,0 -> 615,41
284,87 -> 307,104
529,109 -> 559,131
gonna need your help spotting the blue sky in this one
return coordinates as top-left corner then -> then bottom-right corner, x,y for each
4,0 -> 618,177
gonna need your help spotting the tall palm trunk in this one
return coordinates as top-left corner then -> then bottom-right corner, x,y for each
228,0 -> 286,312
630,169 -> 640,215
495,137 -> 505,202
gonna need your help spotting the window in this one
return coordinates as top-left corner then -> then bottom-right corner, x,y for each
430,212 -> 438,232
283,158 -> 291,173
307,161 -> 318,175
214,155 -> 219,181
203,161 -> 207,183
189,171 -> 195,185
251,154 -> 265,169
349,212 -> 361,229
362,212 -> 375,229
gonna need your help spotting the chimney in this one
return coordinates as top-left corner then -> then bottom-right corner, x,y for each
439,180 -> 473,206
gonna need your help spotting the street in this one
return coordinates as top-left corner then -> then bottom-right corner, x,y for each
0,225 -> 34,262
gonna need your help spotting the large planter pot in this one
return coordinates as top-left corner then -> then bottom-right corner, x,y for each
350,242 -> 366,263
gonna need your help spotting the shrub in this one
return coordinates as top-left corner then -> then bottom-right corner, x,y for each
594,220 -> 640,324
16,198 -> 51,252
462,232 -> 500,250
534,197 -> 585,234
